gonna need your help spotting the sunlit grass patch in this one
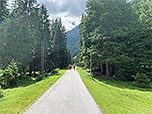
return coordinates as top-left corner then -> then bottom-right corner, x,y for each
0,69 -> 66,114
77,67 -> 152,114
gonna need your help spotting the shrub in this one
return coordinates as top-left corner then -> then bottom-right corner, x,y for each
36,75 -> 45,82
0,60 -> 19,87
44,73 -> 48,77
0,70 -> 4,86
52,68 -> 60,73
0,87 -> 3,98
32,73 -> 39,78
134,73 -> 150,88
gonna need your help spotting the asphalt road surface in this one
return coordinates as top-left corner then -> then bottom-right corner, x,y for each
24,69 -> 102,114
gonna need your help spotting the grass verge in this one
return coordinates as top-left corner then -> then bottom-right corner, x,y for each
77,67 -> 152,114
0,69 -> 66,114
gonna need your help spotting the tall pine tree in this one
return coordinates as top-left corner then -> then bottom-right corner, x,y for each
0,0 -> 9,22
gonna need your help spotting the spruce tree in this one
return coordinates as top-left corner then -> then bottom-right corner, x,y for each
78,0 -> 152,80
0,0 -> 9,22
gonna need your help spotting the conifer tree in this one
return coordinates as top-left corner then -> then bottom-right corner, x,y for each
78,0 -> 152,80
0,0 -> 9,22
51,18 -> 71,68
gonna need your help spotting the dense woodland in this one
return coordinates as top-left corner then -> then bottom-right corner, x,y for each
78,0 -> 152,85
0,0 -> 152,113
0,0 -> 71,87
0,0 -> 152,88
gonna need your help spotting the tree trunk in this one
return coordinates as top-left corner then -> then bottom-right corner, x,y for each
100,64 -> 103,75
54,51 -> 56,67
24,68 -> 27,77
114,63 -> 119,76
29,64 -> 32,76
41,39 -> 45,75
57,45 -> 59,68
106,63 -> 110,77
34,71 -> 36,75
5,78 -> 8,87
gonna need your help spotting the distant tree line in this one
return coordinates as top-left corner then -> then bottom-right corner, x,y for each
0,0 -> 71,87
78,0 -> 152,84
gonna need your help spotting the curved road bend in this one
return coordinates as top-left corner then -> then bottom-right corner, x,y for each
24,69 -> 103,114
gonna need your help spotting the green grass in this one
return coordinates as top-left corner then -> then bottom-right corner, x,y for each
77,67 -> 152,114
0,69 -> 66,114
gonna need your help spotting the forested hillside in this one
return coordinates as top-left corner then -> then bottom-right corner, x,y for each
67,26 -> 80,57
0,0 -> 71,88
78,0 -> 152,86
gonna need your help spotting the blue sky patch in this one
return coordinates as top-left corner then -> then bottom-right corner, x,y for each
72,22 -> 76,25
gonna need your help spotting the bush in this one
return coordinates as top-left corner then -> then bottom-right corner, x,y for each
0,60 -> 19,87
0,87 -> 3,98
36,75 -> 45,82
52,68 -> 60,73
32,73 -> 39,78
44,73 -> 48,77
0,70 -> 4,86
134,73 -> 150,88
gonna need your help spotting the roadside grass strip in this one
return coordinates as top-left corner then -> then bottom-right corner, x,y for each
77,67 -> 152,114
0,69 -> 66,114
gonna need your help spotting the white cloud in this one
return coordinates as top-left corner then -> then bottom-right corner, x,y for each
48,12 -> 81,31
61,16 -> 81,31
37,0 -> 87,31
8,0 -> 87,31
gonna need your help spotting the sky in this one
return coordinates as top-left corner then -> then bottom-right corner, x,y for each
8,0 -> 131,31
37,0 -> 87,31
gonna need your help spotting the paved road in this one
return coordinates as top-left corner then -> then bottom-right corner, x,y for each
24,69 -> 102,114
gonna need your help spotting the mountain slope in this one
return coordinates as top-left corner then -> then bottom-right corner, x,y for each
67,26 -> 80,57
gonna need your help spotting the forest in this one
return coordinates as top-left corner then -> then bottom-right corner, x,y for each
78,0 -> 152,87
0,0 -> 151,88
0,0 -> 71,88
0,0 -> 152,113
